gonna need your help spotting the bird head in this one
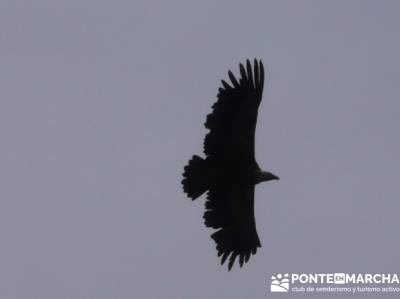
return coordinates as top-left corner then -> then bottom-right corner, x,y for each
258,171 -> 280,183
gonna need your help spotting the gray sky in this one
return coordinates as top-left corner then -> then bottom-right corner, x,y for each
1,0 -> 400,298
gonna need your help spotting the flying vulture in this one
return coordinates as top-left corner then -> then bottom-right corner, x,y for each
182,59 -> 279,270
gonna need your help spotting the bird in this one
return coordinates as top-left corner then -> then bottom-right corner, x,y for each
182,59 -> 279,270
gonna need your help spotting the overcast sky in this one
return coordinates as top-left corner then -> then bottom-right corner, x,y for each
1,0 -> 400,298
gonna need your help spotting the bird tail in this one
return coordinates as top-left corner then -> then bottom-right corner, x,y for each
182,155 -> 210,200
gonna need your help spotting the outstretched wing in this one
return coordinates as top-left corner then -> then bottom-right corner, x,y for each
203,185 -> 261,270
204,59 -> 264,163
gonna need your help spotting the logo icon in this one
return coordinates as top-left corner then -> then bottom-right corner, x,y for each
271,273 -> 290,292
